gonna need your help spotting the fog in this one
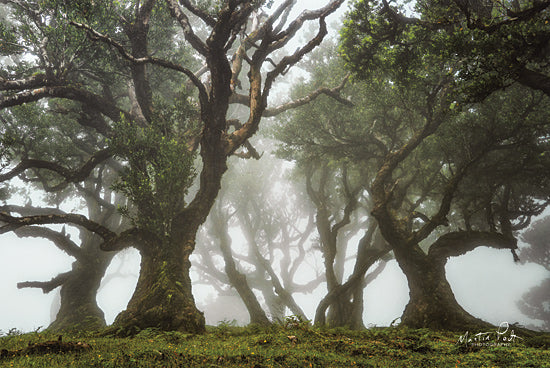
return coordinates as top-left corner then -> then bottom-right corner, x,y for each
1,231 -> 547,332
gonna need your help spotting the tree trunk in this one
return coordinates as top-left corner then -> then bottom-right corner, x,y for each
315,228 -> 389,329
14,225 -> 116,332
227,270 -> 270,326
211,206 -> 271,326
49,253 -> 113,331
326,290 -> 360,328
261,287 -> 286,323
349,285 -> 366,330
316,280 -> 364,329
112,237 -> 205,334
394,245 -> 491,331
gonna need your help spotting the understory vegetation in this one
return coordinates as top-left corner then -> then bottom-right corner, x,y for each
1,322 -> 549,367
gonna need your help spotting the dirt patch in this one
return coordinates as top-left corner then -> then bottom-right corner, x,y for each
0,336 -> 92,359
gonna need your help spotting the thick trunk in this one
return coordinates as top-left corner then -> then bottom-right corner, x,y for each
111,123 -> 228,334
112,238 -> 205,334
394,245 -> 491,331
14,225 -> 115,332
372,199 -> 491,330
49,253 -> 112,331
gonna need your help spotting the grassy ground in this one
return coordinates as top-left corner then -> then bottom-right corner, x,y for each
0,320 -> 549,367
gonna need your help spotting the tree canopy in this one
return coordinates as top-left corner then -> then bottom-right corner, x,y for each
0,0 -> 346,334
277,15 -> 550,328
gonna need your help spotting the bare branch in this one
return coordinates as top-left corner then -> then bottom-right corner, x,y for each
0,148 -> 113,190
0,204 -> 66,217
76,184 -> 117,212
265,75 -> 352,117
264,15 -> 329,92
69,21 -> 209,107
17,271 -> 72,294
1,86 -> 121,134
165,0 -> 209,56
179,0 -> 216,27
411,145 -> 489,245
380,0 -> 420,26
14,226 -> 83,258
228,75 -> 353,115
267,0 -> 344,54
428,230 -> 518,262
99,228 -> 141,251
0,74 -> 56,91
0,212 -> 116,240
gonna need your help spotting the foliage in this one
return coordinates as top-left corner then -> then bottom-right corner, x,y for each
213,319 -> 240,337
340,0 -> 550,100
0,327 -> 549,367
110,116 -> 196,238
280,15 -> 550,329
281,315 -> 312,330
282,28 -> 550,240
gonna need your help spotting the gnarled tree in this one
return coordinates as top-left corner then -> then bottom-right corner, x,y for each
0,0 -> 345,333
280,34 -> 550,330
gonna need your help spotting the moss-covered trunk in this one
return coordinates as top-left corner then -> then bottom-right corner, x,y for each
49,253 -> 113,331
112,237 -> 205,334
394,245 -> 490,331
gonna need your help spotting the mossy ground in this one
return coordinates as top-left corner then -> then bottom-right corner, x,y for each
0,322 -> 548,367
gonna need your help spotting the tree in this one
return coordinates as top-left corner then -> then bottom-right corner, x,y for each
301,160 -> 390,329
195,154 -> 319,324
1,183 -> 127,331
0,87 -> 128,330
279,33 -> 550,330
0,0 -> 346,333
207,199 -> 271,326
517,216 -> 550,331
335,0 -> 550,330
274,43 -> 395,329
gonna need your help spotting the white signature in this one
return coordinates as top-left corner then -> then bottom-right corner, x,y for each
457,322 -> 523,347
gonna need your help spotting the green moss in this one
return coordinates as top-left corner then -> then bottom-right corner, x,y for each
1,326 -> 548,367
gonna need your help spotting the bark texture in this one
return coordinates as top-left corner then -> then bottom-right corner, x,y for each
113,238 -> 205,334
48,253 -> 113,331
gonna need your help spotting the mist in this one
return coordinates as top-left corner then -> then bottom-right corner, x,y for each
1,244 -> 547,332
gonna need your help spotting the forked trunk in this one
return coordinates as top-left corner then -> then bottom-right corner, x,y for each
112,237 -> 205,334
317,281 -> 365,329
